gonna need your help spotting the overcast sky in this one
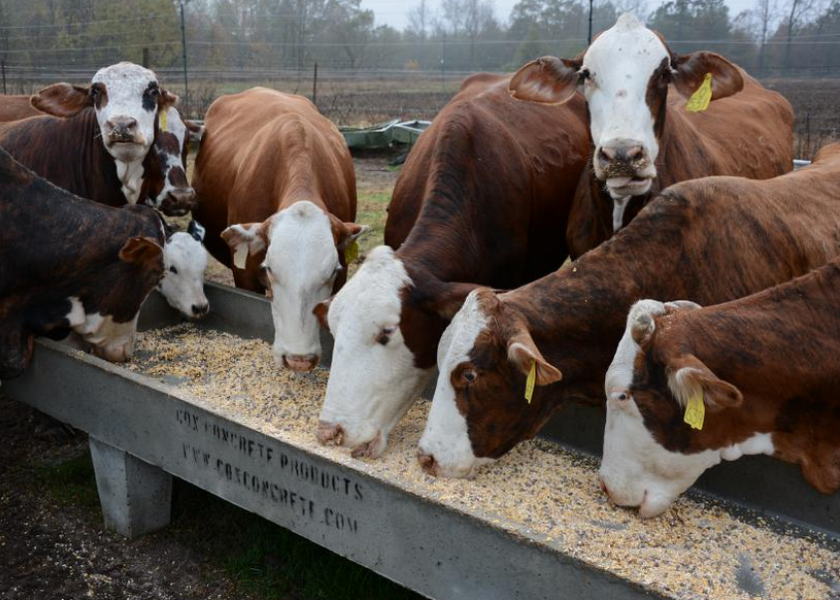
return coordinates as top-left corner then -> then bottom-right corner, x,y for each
359,0 -> 761,31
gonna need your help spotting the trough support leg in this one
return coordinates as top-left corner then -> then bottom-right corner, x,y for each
88,436 -> 172,539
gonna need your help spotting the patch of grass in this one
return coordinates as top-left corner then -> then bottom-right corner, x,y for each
169,480 -> 422,600
356,189 -> 391,257
33,451 -> 100,511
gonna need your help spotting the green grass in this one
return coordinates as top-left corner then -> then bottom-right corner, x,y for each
34,451 -> 101,511
32,448 -> 421,600
356,189 -> 391,258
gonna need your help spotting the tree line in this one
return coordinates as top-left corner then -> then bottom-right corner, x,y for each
1,0 -> 839,76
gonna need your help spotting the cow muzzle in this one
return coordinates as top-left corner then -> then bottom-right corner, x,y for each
281,353 -> 319,372
105,116 -> 140,144
160,188 -> 197,217
595,138 -> 655,197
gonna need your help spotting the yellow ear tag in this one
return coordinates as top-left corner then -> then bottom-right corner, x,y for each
344,240 -> 359,264
686,73 -> 713,113
683,392 -> 705,430
159,110 -> 167,132
524,360 -> 536,404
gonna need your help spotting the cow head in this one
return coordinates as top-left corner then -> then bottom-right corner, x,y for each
598,299 -> 763,517
32,62 -> 177,165
223,201 -> 365,372
314,247 -> 476,459
509,13 -> 743,219
417,288 -> 562,478
144,107 -> 201,217
158,220 -> 209,320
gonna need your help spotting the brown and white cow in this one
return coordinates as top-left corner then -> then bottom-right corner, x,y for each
314,73 -> 589,458
509,12 -> 793,256
417,143 -> 840,478
601,256 -> 840,517
0,94 -> 42,122
192,87 -> 361,371
0,147 -> 164,381
0,63 -> 178,208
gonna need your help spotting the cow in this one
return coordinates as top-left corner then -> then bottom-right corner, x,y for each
0,62 -> 178,208
158,220 -> 209,320
140,106 -> 202,217
600,258 -> 840,517
192,87 -> 362,372
0,94 -> 42,122
0,147 -> 165,382
314,73 -> 590,459
509,12 -> 794,257
417,143 -> 840,479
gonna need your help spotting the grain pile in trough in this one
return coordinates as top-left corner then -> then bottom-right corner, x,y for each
126,324 -> 840,600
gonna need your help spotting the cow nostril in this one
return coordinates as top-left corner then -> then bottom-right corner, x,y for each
417,451 -> 437,475
283,354 -> 319,372
626,146 -> 644,161
598,147 -> 613,163
191,303 -> 209,317
317,420 -> 345,446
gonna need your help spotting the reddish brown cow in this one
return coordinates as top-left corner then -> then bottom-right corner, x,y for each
193,87 -> 361,372
600,256 -> 840,516
417,143 -> 840,478
509,13 -> 793,257
0,94 -> 42,122
314,73 -> 590,459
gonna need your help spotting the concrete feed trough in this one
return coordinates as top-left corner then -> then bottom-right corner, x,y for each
4,283 -> 840,600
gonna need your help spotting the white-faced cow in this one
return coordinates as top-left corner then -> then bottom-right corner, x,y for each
314,73 -> 589,459
0,62 -> 178,208
192,87 -> 362,372
417,143 -> 840,479
600,254 -> 840,517
509,12 -> 794,256
0,147 -> 164,381
158,220 -> 209,320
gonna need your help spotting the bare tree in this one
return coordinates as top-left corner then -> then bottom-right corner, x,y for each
407,0 -> 430,39
754,0 -> 779,69
783,0 -> 820,66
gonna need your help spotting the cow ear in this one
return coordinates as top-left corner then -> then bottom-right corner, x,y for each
184,120 -> 204,144
221,222 -> 268,270
507,329 -> 563,386
159,87 -> 179,111
509,56 -> 581,105
119,236 -> 164,267
31,83 -> 92,117
667,354 -> 743,413
313,297 -> 332,332
187,220 -> 206,243
672,52 -> 744,102
338,222 -> 368,250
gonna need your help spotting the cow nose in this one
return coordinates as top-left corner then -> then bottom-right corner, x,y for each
282,353 -> 319,372
162,188 -> 197,216
191,303 -> 209,319
599,478 -> 611,499
599,139 -> 647,166
107,117 -> 138,136
317,420 -> 345,446
417,451 -> 438,476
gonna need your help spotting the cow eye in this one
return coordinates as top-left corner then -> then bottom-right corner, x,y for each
578,68 -> 591,83
260,264 -> 271,274
168,265 -> 178,274
376,326 -> 395,345
461,368 -> 478,384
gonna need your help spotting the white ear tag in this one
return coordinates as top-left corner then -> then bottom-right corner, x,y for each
233,245 -> 249,269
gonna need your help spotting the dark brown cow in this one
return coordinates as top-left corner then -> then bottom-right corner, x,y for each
192,87 -> 361,372
314,73 -> 590,459
509,13 -> 793,257
600,259 -> 840,517
417,143 -> 840,478
0,147 -> 164,381
0,94 -> 41,122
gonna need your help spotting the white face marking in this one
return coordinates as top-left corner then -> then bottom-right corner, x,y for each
116,158 -> 145,204
64,297 -> 86,328
318,246 -> 430,456
153,107 -> 189,207
418,290 -> 495,478
612,195 -> 631,232
605,299 -> 666,397
263,201 -> 337,365
158,232 -> 208,319
92,62 -> 159,164
583,13 -> 664,194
